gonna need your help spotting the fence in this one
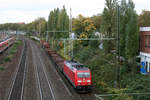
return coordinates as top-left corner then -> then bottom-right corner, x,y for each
94,92 -> 150,100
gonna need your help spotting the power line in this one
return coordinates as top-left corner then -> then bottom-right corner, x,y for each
46,31 -> 69,32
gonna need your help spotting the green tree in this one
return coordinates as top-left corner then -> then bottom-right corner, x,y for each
48,6 -> 69,39
72,15 -> 96,46
91,14 -> 102,32
57,6 -> 69,38
125,0 -> 139,61
30,17 -> 46,36
72,14 -> 85,37
48,11 -> 54,31
139,10 -> 150,27
101,0 -> 117,53
72,15 -> 96,38
119,0 -> 128,57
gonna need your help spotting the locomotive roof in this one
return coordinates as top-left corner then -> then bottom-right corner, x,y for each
66,60 -> 89,70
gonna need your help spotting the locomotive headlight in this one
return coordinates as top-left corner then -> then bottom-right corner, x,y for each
87,80 -> 91,82
78,80 -> 82,83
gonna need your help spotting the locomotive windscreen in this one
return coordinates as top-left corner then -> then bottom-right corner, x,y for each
77,72 -> 90,78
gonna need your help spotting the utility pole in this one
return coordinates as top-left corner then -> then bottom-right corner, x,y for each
69,8 -> 73,59
69,8 -> 72,34
46,18 -> 49,42
39,23 -> 41,37
116,4 -> 120,88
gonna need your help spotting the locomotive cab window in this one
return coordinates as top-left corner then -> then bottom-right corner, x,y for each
66,62 -> 72,68
77,72 -> 90,78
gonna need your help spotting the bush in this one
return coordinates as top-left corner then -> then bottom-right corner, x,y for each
58,39 -> 149,100
106,88 -> 133,100
120,74 -> 150,100
4,56 -> 12,62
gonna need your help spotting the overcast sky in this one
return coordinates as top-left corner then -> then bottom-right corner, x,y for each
0,0 -> 150,24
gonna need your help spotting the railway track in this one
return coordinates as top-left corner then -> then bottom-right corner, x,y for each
48,56 -> 81,100
7,40 -> 27,100
30,39 -> 74,100
43,46 -> 94,100
1,37 -> 94,100
79,93 -> 94,100
30,41 -> 56,100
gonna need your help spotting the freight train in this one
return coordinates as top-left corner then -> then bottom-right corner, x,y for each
40,40 -> 92,92
0,37 -> 15,53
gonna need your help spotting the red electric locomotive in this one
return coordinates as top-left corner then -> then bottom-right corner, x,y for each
40,39 -> 92,92
63,60 -> 92,91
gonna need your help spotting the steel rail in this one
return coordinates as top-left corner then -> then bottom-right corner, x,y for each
34,44 -> 56,100
39,49 -> 73,97
20,42 -> 28,100
41,47 -> 84,100
20,58 -> 27,100
7,40 -> 26,100
31,45 -> 43,100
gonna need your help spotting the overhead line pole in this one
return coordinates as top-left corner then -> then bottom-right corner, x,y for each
69,8 -> 73,59
46,18 -> 49,42
70,8 -> 73,58
116,3 -> 120,88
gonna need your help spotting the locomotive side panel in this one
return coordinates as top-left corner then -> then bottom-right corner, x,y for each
63,62 -> 76,87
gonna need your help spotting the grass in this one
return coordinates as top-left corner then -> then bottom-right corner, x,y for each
1,40 -> 22,63
0,66 -> 4,71
0,40 -> 22,71
9,40 -> 21,55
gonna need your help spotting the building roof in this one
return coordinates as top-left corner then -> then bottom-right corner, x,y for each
140,27 -> 150,31
16,22 -> 25,25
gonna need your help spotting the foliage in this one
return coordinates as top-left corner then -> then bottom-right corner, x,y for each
30,17 -> 47,37
72,15 -> 85,36
3,40 -> 21,63
125,12 -> 139,59
91,14 -> 102,32
101,0 -> 117,53
0,17 -> 47,37
88,37 -> 100,48
0,23 -> 25,30
119,0 -> 139,61
121,74 -> 150,100
101,0 -> 117,37
72,15 -> 96,46
73,40 -> 149,100
138,10 -> 150,27
72,15 -> 96,38
101,0 -> 139,72
48,6 -> 69,39
101,0 -> 139,57
74,46 -> 116,91
107,88 -> 133,100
